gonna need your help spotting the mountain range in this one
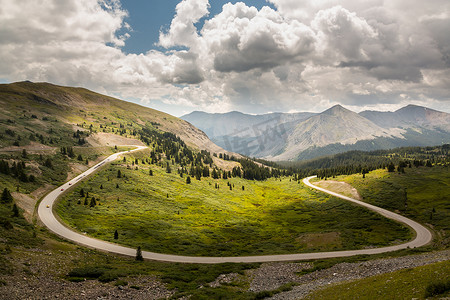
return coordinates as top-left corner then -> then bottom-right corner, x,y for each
182,105 -> 450,161
2,81 -> 448,162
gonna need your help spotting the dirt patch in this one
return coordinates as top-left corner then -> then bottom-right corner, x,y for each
11,192 -> 37,222
71,124 -> 88,132
86,132 -> 145,147
212,156 -> 241,171
11,183 -> 55,222
296,232 -> 341,249
26,161 -> 43,176
0,141 -> 56,153
67,162 -> 89,181
31,184 -> 54,201
315,180 -> 362,200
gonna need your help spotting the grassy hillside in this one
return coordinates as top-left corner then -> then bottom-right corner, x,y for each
321,166 -> 450,249
56,149 -> 411,256
306,260 -> 450,300
0,81 -> 239,220
0,81 -> 225,153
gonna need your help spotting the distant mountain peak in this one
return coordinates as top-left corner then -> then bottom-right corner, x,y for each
396,104 -> 425,112
322,104 -> 353,116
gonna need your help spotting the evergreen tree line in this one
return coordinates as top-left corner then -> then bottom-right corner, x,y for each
1,188 -> 20,219
0,159 -> 35,182
277,144 -> 449,179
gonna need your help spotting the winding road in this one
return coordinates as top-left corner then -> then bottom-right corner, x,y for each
38,146 -> 432,263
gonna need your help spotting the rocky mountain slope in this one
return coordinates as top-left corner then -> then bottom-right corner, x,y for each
182,105 -> 450,161
360,104 -> 450,132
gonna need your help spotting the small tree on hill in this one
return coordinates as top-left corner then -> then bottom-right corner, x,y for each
387,162 -> 395,172
114,230 -> 118,240
186,176 -> 191,184
136,246 -> 143,261
1,188 -> 13,204
12,203 -> 19,217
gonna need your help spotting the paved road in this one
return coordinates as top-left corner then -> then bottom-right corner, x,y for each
38,150 -> 433,263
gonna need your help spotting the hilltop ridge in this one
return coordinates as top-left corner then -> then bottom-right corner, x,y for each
0,81 -> 228,155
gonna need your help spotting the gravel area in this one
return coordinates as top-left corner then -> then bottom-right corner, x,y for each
208,273 -> 240,288
0,247 -> 173,300
0,275 -> 173,300
1,244 -> 448,300
248,263 -> 312,292
268,250 -> 450,299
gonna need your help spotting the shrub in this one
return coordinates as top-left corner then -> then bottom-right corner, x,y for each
98,271 -> 119,283
425,281 -> 450,297
68,266 -> 107,279
114,279 -> 128,286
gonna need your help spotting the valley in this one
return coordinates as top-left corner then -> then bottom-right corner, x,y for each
54,149 -> 411,258
0,82 -> 448,299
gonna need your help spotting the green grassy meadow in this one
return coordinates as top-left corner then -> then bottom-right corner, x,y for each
56,151 -> 412,256
333,166 -> 450,247
306,260 -> 450,300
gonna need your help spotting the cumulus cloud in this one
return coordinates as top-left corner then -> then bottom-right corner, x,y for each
312,6 -> 377,60
202,4 -> 315,73
0,0 -> 449,115
158,0 -> 210,49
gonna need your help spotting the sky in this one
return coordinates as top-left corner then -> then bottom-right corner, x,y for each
0,0 -> 449,116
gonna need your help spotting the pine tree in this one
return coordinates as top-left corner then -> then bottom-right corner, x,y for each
90,197 -> 97,207
136,246 -> 143,261
114,230 -> 119,240
80,188 -> 85,197
1,188 -> 13,204
12,203 -> 19,217
117,170 -> 122,178
186,176 -> 191,184
387,162 -> 395,172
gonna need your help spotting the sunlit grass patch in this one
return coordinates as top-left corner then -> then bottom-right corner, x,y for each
56,155 -> 412,256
